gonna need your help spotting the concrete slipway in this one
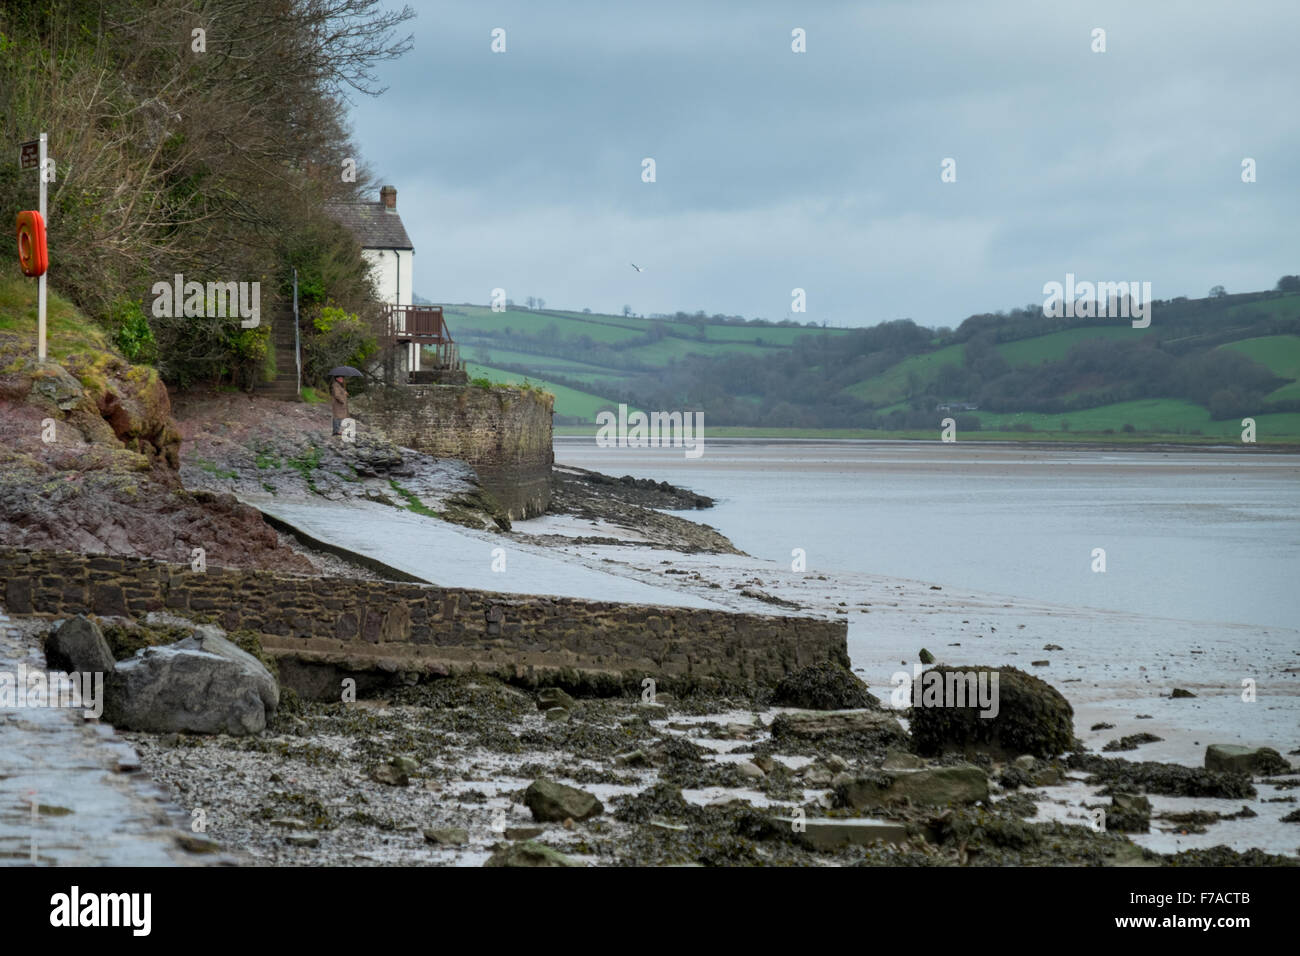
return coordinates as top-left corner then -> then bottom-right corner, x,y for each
243,496 -> 724,610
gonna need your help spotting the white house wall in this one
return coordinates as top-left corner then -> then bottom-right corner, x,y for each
361,248 -> 414,308
359,246 -> 416,370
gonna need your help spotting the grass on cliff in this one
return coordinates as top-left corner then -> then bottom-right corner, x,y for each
0,275 -> 170,407
464,361 -> 614,420
0,275 -> 112,365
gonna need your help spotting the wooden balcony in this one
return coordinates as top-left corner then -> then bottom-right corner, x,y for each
384,305 -> 464,374
389,305 -> 451,343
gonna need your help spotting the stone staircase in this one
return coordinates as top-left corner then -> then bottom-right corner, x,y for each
254,311 -> 301,401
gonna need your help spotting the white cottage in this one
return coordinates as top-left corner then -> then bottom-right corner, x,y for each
326,185 -> 420,370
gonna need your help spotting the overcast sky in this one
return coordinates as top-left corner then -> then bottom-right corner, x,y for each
346,0 -> 1299,328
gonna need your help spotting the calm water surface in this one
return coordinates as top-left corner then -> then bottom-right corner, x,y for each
555,439 -> 1300,630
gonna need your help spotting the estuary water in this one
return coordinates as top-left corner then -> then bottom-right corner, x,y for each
554,439 -> 1300,632
554,438 -> 1300,855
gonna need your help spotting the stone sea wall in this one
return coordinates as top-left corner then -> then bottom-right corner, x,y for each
0,547 -> 849,698
357,385 -> 554,519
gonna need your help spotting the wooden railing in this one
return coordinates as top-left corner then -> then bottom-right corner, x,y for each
389,305 -> 450,342
423,340 -> 461,371
380,305 -> 465,380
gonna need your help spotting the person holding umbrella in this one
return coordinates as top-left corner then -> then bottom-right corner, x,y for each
329,366 -> 361,437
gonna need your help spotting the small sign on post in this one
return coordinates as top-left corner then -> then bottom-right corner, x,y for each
18,140 -> 39,170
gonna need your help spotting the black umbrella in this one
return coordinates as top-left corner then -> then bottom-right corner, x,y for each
328,366 -> 363,378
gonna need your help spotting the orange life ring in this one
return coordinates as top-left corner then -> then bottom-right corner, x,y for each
16,210 -> 48,278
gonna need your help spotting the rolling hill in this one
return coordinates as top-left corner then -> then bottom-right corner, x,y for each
427,284 -> 1300,442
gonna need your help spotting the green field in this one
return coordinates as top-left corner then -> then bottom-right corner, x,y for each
841,344 -> 966,405
996,326 -> 1153,366
1219,334 -> 1300,401
1223,294 -> 1300,323
971,399 -> 1300,438
446,306 -> 646,343
458,345 -> 621,379
463,361 -> 622,420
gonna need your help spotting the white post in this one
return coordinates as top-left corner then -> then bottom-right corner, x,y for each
293,268 -> 301,395
37,132 -> 47,362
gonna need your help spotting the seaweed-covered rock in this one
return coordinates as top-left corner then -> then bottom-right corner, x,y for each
483,841 -> 582,867
909,665 -> 1074,758
613,783 -> 693,824
1102,733 -> 1162,752
1163,846 -> 1300,867
835,765 -> 989,809
770,709 -> 902,740
998,766 -> 1033,790
771,661 -> 880,711
537,687 -> 576,711
1068,753 -> 1256,799
1107,793 -> 1151,833
1204,744 -> 1291,776
767,710 -> 909,762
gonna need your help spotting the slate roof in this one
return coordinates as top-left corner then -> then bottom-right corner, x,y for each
325,200 -> 414,251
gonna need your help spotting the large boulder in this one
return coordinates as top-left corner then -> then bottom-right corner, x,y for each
772,661 -> 881,710
104,630 -> 279,735
1204,744 -> 1291,776
44,615 -> 116,675
523,779 -> 604,822
176,626 -> 279,714
835,765 -> 989,810
908,665 -> 1074,758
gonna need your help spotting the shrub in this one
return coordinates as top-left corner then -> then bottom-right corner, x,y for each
104,298 -> 158,365
302,305 -> 376,388
225,324 -> 272,390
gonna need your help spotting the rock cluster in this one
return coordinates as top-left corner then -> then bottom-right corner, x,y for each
45,615 -> 279,736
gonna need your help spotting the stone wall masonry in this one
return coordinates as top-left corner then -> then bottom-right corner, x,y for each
357,385 -> 555,520
0,548 -> 848,698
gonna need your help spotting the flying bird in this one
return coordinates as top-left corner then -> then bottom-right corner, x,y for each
630,263 -> 645,272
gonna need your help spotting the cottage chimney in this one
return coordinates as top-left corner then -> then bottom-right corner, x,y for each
380,185 -> 397,209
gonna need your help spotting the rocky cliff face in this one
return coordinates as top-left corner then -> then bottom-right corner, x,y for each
0,325 -> 312,572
